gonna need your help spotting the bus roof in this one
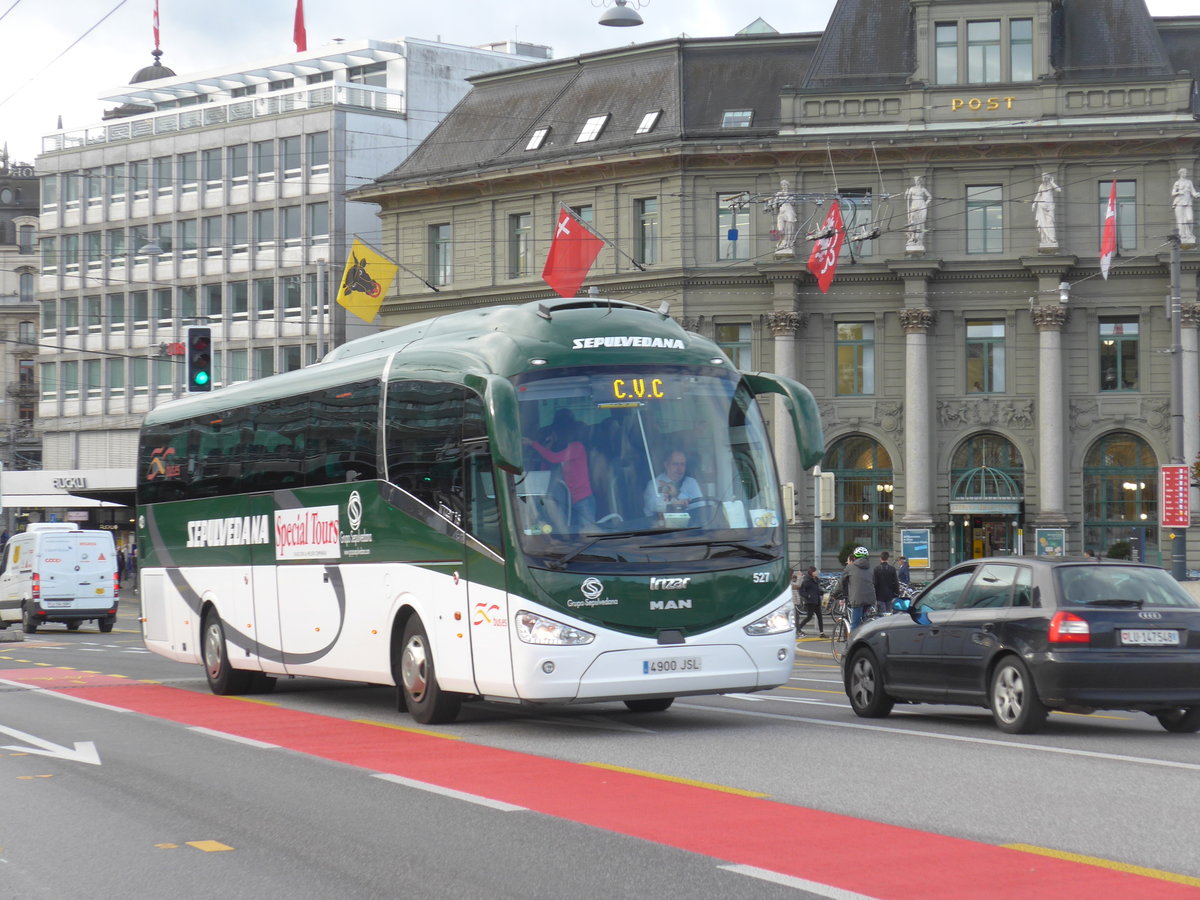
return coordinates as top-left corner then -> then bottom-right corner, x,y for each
143,298 -> 731,427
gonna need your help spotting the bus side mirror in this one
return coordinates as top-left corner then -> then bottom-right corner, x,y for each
465,373 -> 525,475
741,372 -> 825,470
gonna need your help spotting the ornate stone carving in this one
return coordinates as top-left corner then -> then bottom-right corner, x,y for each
678,316 -> 705,332
1030,305 -> 1069,330
898,306 -> 935,333
1069,398 -> 1171,438
936,398 -> 1035,429
765,310 -> 807,337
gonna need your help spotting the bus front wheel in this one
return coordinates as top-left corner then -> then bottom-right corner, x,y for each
202,610 -> 253,695
397,616 -> 462,725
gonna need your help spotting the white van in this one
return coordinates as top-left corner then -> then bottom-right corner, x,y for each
0,524 -> 119,634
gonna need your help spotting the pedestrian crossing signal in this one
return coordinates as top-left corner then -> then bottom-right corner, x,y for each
186,326 -> 212,392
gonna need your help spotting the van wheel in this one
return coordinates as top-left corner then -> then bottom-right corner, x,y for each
98,617 -> 115,634
395,616 -> 461,725
21,605 -> 37,635
202,610 -> 253,695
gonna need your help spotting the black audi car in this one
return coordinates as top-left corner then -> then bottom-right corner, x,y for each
842,557 -> 1200,734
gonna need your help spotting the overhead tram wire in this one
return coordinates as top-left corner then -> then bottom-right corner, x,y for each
0,0 -> 24,26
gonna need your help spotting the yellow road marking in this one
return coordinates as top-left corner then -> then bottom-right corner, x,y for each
16,775 -> 54,780
583,762 -> 769,798
228,697 -> 281,707
352,719 -> 463,740
780,685 -> 844,695
155,843 -> 179,849
1051,710 -> 1130,721
186,840 -> 233,852
1004,843 -> 1200,887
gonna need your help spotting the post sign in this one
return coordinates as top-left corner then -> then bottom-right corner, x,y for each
1161,464 -> 1190,529
1035,528 -> 1065,558
901,529 -> 930,568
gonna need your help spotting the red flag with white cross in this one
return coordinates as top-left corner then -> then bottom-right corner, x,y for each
806,202 -> 845,293
542,207 -> 605,298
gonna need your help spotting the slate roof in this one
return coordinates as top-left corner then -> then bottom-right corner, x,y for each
370,34 -> 819,188
1056,0 -> 1173,80
800,0 -> 914,90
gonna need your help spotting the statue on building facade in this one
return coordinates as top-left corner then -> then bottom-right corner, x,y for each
1032,172 -> 1062,249
1172,168 -> 1198,246
904,175 -> 931,252
765,179 -> 798,256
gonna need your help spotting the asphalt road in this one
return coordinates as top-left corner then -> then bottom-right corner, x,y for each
2,598 -> 1198,899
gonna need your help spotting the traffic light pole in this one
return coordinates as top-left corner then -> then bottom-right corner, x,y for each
1170,230 -> 1187,580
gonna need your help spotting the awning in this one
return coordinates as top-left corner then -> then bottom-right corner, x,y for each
1,494 -> 123,509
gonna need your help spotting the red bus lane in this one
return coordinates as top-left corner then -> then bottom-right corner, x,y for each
4,668 -> 1196,899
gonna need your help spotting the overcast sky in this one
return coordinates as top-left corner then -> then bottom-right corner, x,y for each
2,0 -> 1197,164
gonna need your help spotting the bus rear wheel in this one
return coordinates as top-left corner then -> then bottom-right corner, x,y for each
202,610 -> 253,695
397,617 -> 462,725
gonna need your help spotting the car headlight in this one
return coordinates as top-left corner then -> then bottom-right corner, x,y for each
743,600 -> 794,636
515,610 -> 595,645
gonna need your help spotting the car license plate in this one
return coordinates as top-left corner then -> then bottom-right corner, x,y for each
1120,629 -> 1180,646
43,601 -> 71,608
643,657 -> 701,674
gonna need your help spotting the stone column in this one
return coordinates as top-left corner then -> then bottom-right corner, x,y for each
766,309 -> 807,491
1031,305 -> 1070,523
899,307 -> 936,524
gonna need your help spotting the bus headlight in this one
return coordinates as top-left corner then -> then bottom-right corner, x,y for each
515,611 -> 595,645
743,600 -> 794,636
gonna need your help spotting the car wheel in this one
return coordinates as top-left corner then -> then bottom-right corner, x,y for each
846,649 -> 894,718
989,656 -> 1047,734
98,617 -> 115,634
624,698 -> 674,713
1155,707 -> 1200,733
202,610 -> 253,695
22,604 -> 37,635
396,616 -> 462,725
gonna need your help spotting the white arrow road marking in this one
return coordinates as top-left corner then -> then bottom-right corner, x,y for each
0,724 -> 101,765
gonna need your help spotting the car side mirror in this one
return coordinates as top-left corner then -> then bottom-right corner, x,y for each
906,602 -> 932,626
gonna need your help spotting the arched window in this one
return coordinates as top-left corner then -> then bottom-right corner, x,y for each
823,435 -> 894,557
949,433 -> 1025,561
18,273 -> 33,302
1083,432 -> 1158,561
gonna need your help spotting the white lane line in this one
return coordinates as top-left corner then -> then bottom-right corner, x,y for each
680,702 -> 1200,772
719,864 -> 882,899
372,773 -> 527,812
189,726 -> 280,749
0,678 -> 134,713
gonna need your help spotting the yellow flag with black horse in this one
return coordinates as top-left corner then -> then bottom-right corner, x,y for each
336,238 -> 399,323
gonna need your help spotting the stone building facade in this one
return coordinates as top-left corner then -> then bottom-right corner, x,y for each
353,0 -> 1200,573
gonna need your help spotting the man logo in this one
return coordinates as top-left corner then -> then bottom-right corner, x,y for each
347,490 -> 363,533
581,577 -> 604,600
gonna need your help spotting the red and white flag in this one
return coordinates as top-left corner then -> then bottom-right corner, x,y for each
1100,179 -> 1117,280
153,0 -> 160,50
806,202 -> 845,293
542,207 -> 605,298
293,0 -> 307,53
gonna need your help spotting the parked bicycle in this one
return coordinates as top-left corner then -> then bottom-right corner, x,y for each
830,582 -> 921,662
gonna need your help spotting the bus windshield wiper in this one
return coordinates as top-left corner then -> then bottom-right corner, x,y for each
543,530 -> 660,569
651,539 -> 778,561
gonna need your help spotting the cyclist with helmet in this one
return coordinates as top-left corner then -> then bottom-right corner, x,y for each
842,546 -> 876,630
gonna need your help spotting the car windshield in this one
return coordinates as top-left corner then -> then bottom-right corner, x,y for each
1056,565 -> 1200,609
511,364 -> 783,567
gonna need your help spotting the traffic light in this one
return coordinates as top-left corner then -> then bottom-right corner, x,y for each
185,326 -> 212,392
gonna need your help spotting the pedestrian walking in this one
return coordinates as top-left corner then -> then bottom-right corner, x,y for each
897,556 -> 911,585
873,550 -> 901,616
795,566 -> 826,638
842,547 -> 875,630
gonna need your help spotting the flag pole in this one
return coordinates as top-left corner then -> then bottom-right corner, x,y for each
559,205 -> 647,272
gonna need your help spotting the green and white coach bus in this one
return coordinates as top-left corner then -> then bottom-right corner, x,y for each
137,298 -> 823,723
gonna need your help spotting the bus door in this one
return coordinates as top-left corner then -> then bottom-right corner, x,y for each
249,492 -> 285,676
461,440 -> 515,698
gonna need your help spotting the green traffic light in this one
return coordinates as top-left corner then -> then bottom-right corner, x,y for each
194,372 -> 210,386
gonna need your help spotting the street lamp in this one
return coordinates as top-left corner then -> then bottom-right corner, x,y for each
597,0 -> 646,27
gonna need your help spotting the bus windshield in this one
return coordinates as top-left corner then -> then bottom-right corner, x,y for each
511,365 -> 783,566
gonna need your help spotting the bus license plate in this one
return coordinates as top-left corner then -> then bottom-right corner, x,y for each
1120,629 -> 1180,646
643,657 -> 701,674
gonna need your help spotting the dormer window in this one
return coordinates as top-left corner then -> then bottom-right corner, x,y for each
934,17 -> 1034,85
526,127 -> 550,150
636,110 -> 661,134
721,110 -> 753,128
577,114 -> 609,143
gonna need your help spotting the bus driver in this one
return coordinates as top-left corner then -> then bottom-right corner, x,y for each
644,449 -> 702,517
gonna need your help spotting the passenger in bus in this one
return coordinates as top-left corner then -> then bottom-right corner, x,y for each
523,409 -> 596,530
644,449 -> 702,517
